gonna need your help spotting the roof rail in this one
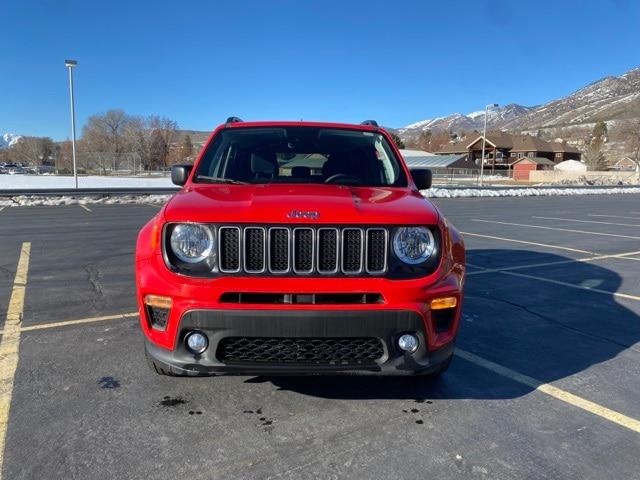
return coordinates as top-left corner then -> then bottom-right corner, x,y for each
360,120 -> 379,127
225,116 -> 243,124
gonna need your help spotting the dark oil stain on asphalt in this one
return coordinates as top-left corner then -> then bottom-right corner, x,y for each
160,395 -> 187,407
98,376 -> 120,389
243,408 -> 274,433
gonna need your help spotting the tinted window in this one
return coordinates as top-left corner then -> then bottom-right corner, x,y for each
194,127 -> 407,187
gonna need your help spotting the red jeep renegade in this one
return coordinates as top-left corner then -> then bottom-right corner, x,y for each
135,118 -> 465,377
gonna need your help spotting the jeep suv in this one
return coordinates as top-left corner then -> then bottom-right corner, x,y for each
136,119 -> 465,376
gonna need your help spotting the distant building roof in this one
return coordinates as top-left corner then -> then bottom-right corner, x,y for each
403,154 -> 472,169
399,149 -> 436,157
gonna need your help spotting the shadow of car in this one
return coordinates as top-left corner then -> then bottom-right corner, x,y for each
247,249 -> 638,401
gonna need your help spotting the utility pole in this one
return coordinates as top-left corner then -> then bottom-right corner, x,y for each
65,59 -> 79,188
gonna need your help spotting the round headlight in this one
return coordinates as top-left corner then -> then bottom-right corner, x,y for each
169,224 -> 214,263
393,227 -> 436,264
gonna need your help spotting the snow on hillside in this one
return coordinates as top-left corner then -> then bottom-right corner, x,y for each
0,133 -> 22,149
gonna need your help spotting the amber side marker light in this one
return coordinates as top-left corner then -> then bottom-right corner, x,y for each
144,295 -> 172,331
431,297 -> 457,310
144,294 -> 173,309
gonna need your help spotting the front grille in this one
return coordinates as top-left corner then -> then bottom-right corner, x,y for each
218,226 -> 388,276
217,336 -> 384,365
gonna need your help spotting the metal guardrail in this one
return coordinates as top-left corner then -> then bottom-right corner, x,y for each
0,187 -> 180,197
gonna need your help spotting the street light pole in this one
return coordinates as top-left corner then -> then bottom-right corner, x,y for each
65,59 -> 78,188
479,103 -> 498,187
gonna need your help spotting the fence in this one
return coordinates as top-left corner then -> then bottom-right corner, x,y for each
56,152 -> 171,176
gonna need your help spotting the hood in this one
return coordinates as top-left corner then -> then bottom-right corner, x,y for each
163,184 -> 439,225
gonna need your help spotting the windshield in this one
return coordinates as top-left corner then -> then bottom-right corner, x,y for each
194,127 -> 407,187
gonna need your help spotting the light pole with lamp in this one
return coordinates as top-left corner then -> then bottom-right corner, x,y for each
65,59 -> 79,188
479,103 -> 498,186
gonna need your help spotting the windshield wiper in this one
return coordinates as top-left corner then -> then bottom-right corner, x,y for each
196,176 -> 249,185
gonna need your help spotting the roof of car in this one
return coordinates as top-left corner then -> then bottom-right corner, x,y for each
222,120 -> 383,132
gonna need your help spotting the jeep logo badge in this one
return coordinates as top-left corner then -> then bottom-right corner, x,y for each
287,209 -> 320,220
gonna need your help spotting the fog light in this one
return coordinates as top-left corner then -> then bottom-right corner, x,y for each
398,334 -> 419,353
185,332 -> 208,354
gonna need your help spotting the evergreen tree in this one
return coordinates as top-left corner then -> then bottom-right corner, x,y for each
390,132 -> 405,150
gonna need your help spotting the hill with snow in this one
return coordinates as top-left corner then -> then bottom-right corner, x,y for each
399,66 -> 640,140
0,133 -> 22,149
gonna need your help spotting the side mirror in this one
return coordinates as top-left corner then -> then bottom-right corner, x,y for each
410,168 -> 432,190
171,165 -> 193,186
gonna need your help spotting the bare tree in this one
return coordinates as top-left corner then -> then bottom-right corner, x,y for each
7,137 -> 55,167
147,116 -> 179,170
619,119 -> 640,173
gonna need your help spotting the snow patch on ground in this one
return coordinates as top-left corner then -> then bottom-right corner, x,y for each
0,175 -> 173,189
0,194 -> 173,207
422,187 -> 640,198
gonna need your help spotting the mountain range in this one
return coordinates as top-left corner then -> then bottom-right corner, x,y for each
398,66 -> 640,141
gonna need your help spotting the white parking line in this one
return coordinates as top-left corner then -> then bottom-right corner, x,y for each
589,214 -> 640,220
499,270 -> 640,302
467,250 -> 640,276
460,231 -> 595,255
456,349 -> 640,433
533,216 -> 640,228
472,219 -> 640,240
79,204 -> 92,213
0,207 -> 4,213
0,242 -> 30,476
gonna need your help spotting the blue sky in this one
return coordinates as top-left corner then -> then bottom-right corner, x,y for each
1,0 -> 638,140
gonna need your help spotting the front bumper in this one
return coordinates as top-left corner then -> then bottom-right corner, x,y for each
145,309 -> 455,376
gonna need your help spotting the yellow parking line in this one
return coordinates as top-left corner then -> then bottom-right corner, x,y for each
467,250 -> 640,276
0,242 -> 31,475
472,219 -> 640,240
79,204 -> 92,212
456,349 -> 640,433
460,231 -> 595,255
12,312 -> 138,334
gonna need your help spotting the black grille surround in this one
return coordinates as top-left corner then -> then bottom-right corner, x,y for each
217,336 -> 385,365
163,224 -> 442,279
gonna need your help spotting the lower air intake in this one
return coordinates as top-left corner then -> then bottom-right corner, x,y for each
217,337 -> 384,365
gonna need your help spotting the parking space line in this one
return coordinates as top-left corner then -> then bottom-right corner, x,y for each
456,349 -> 640,433
79,204 -> 92,213
589,214 -> 640,220
498,270 -> 640,302
11,312 -> 138,334
533,216 -> 640,228
0,207 -> 4,213
0,242 -> 31,475
472,219 -> 640,240
460,231 -> 596,255
467,250 -> 640,276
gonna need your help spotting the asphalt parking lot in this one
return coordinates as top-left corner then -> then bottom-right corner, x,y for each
1,195 -> 639,479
